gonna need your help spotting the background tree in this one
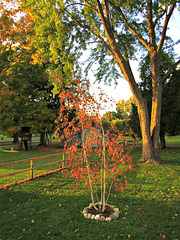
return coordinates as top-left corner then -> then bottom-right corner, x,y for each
112,97 -> 134,133
0,44 -> 58,144
116,97 -> 135,120
102,98 -> 140,137
162,69 -> 180,138
102,111 -> 118,130
129,103 -> 142,140
22,0 -> 180,163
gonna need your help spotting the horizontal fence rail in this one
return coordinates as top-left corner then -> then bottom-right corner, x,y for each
0,153 -> 65,168
0,153 -> 68,188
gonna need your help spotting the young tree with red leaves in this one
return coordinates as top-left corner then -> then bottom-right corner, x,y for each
55,79 -> 135,214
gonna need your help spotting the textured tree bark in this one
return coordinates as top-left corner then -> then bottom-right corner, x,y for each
136,98 -> 159,163
149,52 -> 162,161
98,6 -> 162,163
150,84 -> 162,160
114,57 -> 160,163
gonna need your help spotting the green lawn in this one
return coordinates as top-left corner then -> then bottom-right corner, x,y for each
0,148 -> 66,188
0,144 -> 179,240
165,135 -> 180,144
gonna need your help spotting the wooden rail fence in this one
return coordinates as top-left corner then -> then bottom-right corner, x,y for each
0,153 -> 68,188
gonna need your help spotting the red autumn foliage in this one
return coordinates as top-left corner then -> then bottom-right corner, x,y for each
55,78 -> 135,211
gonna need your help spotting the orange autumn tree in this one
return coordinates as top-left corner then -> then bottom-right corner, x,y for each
0,0 -> 33,46
55,79 -> 134,214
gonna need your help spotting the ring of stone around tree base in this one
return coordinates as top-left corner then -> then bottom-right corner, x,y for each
82,203 -> 120,222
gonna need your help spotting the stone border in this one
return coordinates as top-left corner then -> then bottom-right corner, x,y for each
82,203 -> 120,222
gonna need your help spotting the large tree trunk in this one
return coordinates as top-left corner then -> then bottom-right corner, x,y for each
136,98 -> 159,163
115,59 -> 160,164
150,84 -> 162,158
96,4 -> 162,164
150,52 -> 162,161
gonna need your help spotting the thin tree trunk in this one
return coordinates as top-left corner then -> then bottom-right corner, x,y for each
101,122 -> 106,212
39,132 -> 45,146
12,133 -> 19,143
160,131 -> 166,149
82,124 -> 98,211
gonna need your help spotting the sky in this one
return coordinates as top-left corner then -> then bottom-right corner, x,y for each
86,10 -> 180,114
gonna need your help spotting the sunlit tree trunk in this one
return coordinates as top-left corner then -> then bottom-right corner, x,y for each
150,52 -> 162,161
150,83 -> 162,158
115,59 -> 159,163
135,95 -> 158,163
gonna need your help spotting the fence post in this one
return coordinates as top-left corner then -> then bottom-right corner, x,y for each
30,159 -> 33,179
62,153 -> 65,168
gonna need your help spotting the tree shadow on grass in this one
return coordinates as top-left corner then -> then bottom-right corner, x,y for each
161,159 -> 180,167
160,147 -> 180,167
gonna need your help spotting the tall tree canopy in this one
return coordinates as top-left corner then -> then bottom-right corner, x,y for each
20,0 -> 180,163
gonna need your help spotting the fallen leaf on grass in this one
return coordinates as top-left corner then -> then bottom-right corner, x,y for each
160,234 -> 166,238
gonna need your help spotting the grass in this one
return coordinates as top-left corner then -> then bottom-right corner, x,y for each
0,148 -> 65,187
165,135 -> 180,144
0,142 -> 180,239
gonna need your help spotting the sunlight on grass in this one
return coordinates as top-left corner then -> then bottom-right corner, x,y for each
0,145 -> 179,239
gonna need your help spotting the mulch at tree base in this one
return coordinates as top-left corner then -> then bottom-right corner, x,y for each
87,204 -> 115,218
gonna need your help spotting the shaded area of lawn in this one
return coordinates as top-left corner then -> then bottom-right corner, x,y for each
0,146 -> 179,240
